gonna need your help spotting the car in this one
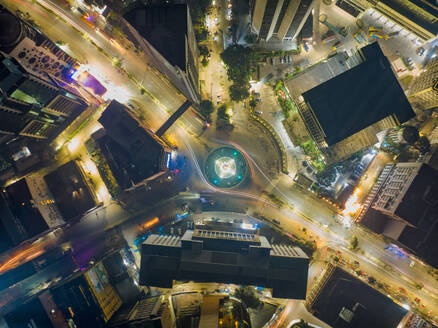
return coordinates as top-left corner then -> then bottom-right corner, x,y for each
417,47 -> 425,56
279,57 -> 284,64
270,57 -> 275,65
304,42 -> 310,52
255,111 -> 263,115
287,55 -> 292,63
272,219 -> 281,225
256,98 -> 262,102
253,92 -> 260,96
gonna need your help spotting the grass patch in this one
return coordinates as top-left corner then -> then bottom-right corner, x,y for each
301,140 -> 325,172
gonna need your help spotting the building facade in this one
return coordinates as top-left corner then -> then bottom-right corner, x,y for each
306,263 -> 407,328
0,54 -> 87,146
96,100 -> 172,191
357,162 -> 438,266
295,43 -> 415,162
408,56 -> 438,111
122,4 -> 200,103
340,0 -> 438,42
0,6 -> 78,80
251,0 -> 317,41
140,228 -> 309,299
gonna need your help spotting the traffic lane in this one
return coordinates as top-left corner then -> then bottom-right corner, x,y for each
38,0 -> 186,111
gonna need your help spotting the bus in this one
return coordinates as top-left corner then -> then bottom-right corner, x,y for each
368,26 -> 383,32
369,31 -> 388,39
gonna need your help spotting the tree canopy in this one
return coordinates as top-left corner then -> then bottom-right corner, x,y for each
200,100 -> 214,122
220,45 -> 254,102
402,126 -> 419,144
233,286 -> 260,309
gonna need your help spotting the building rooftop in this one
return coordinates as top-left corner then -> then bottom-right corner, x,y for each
302,42 -> 415,146
140,229 -> 309,299
44,160 -> 96,221
97,100 -> 170,189
311,265 -> 407,328
380,0 -> 438,36
123,4 -> 189,71
0,9 -> 22,49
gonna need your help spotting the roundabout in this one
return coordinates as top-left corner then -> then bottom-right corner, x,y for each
205,147 -> 248,188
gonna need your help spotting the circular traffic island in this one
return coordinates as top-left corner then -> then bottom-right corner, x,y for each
205,147 -> 248,188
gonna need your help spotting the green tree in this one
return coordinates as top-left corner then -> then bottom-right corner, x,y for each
368,276 -> 376,284
349,236 -> 359,251
220,45 -> 254,102
233,287 -> 260,309
199,45 -> 209,57
402,126 -> 419,144
244,32 -> 258,44
229,83 -> 250,102
415,136 -> 430,154
217,104 -> 229,120
249,98 -> 257,109
291,319 -> 311,328
199,100 -> 214,122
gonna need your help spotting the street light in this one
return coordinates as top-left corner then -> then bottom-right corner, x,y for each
67,138 -> 80,153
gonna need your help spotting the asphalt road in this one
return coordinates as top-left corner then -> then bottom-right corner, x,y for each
0,0 -> 437,326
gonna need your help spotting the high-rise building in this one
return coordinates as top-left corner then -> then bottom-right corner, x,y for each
408,56 -> 438,111
357,162 -> 438,267
0,6 -> 78,80
139,228 -> 309,299
306,263 -> 408,328
339,0 -> 438,42
0,54 -> 87,146
123,4 -> 200,103
95,100 -> 172,191
295,42 -> 415,162
250,0 -> 317,41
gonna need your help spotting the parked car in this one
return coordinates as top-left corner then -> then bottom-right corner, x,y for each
417,47 -> 425,56
304,42 -> 310,52
270,57 -> 275,65
255,111 -> 263,115
272,219 -> 281,225
280,57 -> 284,64
287,55 -> 292,63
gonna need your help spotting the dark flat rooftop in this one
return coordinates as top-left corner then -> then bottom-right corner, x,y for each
380,0 -> 438,35
302,42 -> 415,146
124,4 -> 188,71
44,161 -> 95,221
312,266 -> 407,328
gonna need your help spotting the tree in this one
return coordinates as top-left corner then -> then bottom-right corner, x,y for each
244,32 -> 258,44
217,104 -> 230,120
415,136 -> 430,154
233,287 -> 260,309
249,98 -> 257,109
220,45 -> 254,102
229,83 -> 250,102
291,320 -> 311,328
201,57 -> 209,67
368,277 -> 376,284
349,236 -> 359,251
402,126 -> 419,144
199,45 -> 209,57
199,100 -> 214,122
